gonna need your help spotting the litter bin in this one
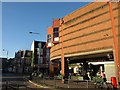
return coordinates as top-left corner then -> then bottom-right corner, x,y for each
111,77 -> 117,89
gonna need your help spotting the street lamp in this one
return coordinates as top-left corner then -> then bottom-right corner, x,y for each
29,32 -> 40,35
29,31 -> 40,78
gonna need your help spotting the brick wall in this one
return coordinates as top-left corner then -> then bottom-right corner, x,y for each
50,2 -> 120,61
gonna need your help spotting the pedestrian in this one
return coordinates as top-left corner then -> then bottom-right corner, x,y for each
101,70 -> 107,88
101,71 -> 107,83
69,73 -> 72,79
87,72 -> 91,80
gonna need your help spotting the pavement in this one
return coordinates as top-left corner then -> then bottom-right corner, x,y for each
26,76 -> 116,89
2,73 -> 50,90
27,79 -> 49,88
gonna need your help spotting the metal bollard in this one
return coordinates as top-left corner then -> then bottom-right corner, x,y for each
54,76 -> 56,88
6,81 -> 8,90
68,79 -> 69,88
87,80 -> 89,88
43,77 -> 45,85
17,85 -> 19,90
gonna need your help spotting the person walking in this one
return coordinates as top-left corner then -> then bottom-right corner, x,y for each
101,71 -> 107,88
101,71 -> 107,83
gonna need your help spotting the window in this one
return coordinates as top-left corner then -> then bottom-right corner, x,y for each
40,57 -> 43,64
47,34 -> 51,43
39,49 -> 43,55
38,57 -> 43,64
53,27 -> 59,37
38,43 -> 42,48
24,51 -> 32,57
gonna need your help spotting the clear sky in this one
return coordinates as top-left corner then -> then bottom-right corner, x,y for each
2,2 -> 90,58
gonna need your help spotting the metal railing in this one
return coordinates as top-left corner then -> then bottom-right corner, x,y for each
31,76 -> 96,89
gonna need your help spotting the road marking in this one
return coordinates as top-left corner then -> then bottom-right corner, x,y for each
28,80 -> 49,88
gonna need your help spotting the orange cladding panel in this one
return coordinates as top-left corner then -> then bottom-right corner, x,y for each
52,19 -> 60,27
47,27 -> 53,35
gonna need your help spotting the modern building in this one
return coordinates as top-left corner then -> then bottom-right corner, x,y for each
14,50 -> 32,73
31,40 -> 50,75
46,2 -> 120,84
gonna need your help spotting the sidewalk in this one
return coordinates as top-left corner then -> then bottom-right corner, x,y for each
27,76 -> 114,89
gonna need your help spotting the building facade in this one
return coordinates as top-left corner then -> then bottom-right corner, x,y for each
47,2 -> 120,83
31,40 -> 50,75
14,50 -> 32,73
1,58 -> 8,73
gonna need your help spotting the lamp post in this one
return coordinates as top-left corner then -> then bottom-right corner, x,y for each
2,49 -> 9,73
3,49 -> 8,60
29,31 -> 40,78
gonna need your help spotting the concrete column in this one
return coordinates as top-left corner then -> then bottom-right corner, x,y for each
65,58 -> 69,79
61,58 -> 69,83
49,62 -> 54,77
83,61 -> 88,74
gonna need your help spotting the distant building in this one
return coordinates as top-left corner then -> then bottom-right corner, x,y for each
31,40 -> 50,75
14,50 -> 32,73
1,58 -> 8,73
7,58 -> 14,72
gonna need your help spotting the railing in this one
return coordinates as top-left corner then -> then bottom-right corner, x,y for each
31,76 -> 96,89
32,75 -> 115,89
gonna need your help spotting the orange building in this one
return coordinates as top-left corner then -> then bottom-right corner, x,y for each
47,2 -> 120,84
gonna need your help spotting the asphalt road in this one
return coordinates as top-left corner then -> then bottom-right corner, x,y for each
1,73 -> 46,90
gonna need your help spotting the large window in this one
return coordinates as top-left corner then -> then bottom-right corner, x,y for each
53,27 -> 59,37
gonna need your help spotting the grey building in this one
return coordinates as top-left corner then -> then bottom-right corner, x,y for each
14,50 -> 32,73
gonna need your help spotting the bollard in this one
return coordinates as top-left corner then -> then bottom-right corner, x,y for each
17,85 -> 19,90
54,76 -> 56,88
43,77 -> 45,85
68,79 -> 69,88
111,77 -> 117,89
6,81 -> 8,90
87,80 -> 89,88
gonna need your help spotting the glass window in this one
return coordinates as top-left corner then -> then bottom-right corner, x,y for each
47,34 -> 51,43
53,27 -> 59,38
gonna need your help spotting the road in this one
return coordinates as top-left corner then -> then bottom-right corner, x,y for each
1,73 -> 47,90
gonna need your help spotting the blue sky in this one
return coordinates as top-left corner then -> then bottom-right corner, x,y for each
2,2 -> 90,58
